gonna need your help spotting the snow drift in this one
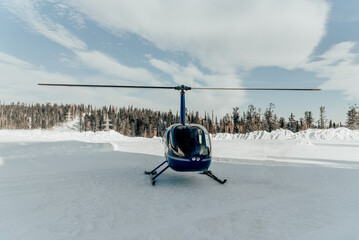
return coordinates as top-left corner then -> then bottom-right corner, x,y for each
212,128 -> 359,141
1,118 -> 359,143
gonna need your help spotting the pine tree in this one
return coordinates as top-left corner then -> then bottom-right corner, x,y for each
304,111 -> 314,129
279,117 -> 286,129
263,103 -> 275,132
223,113 -> 232,133
232,107 -> 240,133
299,117 -> 304,131
346,104 -> 359,129
245,105 -> 259,133
287,113 -> 297,132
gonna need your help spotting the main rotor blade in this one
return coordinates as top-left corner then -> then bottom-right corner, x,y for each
191,87 -> 321,91
37,83 -> 175,89
38,83 -> 321,91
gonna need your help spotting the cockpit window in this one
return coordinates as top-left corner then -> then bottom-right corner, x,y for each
169,125 -> 211,158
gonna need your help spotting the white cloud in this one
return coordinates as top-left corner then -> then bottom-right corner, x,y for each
0,52 -> 81,102
0,52 -> 33,69
149,58 -> 241,87
149,58 -> 247,116
2,0 -> 160,86
2,0 -> 87,51
0,51 -> 168,109
54,2 -> 86,29
301,42 -> 359,100
66,0 -> 329,73
75,50 -> 160,85
4,0 -> 345,118
0,52 -> 103,107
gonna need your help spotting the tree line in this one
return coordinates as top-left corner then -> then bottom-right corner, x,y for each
1,102 -> 358,137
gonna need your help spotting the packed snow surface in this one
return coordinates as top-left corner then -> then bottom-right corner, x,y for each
1,123 -> 359,240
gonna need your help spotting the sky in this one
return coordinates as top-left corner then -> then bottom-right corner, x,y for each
1,0 -> 359,124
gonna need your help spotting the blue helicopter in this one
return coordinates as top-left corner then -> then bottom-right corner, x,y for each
38,83 -> 320,185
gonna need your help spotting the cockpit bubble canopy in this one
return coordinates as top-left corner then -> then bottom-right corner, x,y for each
168,125 -> 211,158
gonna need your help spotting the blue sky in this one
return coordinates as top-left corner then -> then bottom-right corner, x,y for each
1,0 -> 359,124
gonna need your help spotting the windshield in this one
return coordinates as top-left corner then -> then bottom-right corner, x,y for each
169,125 -> 211,158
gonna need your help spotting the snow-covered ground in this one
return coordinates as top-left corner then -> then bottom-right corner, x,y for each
1,123 -> 359,240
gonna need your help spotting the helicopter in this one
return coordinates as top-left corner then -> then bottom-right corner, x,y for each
38,83 -> 321,185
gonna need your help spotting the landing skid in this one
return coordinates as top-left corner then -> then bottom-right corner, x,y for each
144,160 -> 169,185
201,170 -> 227,184
145,163 -> 227,185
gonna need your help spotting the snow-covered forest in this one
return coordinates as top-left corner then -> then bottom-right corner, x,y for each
1,102 -> 358,136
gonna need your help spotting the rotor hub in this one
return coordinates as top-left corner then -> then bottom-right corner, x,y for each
174,85 -> 191,93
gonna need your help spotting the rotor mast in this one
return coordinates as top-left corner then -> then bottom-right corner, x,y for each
174,85 -> 191,125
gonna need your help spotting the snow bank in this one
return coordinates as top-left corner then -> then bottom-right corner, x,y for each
1,118 -> 359,145
297,128 -> 359,141
0,128 -> 134,143
0,119 -> 163,156
212,129 -> 295,140
212,128 -> 359,142
0,119 -> 160,144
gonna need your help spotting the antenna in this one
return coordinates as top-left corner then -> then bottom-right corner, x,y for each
102,113 -> 113,131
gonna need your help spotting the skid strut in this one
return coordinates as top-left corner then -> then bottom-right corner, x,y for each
201,170 -> 227,184
144,160 -> 169,185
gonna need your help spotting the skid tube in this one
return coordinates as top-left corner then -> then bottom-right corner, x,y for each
200,170 -> 227,184
144,160 -> 169,185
